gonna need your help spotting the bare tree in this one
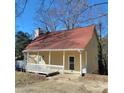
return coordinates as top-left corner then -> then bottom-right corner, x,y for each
16,0 -> 28,17
36,0 -> 88,31
16,0 -> 108,32
36,0 -> 108,31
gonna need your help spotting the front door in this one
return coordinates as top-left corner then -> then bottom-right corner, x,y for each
69,56 -> 75,70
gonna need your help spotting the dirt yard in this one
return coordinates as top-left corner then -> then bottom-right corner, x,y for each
15,72 -> 108,93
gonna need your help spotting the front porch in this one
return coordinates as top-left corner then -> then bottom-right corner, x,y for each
23,49 -> 87,76
26,63 -> 64,75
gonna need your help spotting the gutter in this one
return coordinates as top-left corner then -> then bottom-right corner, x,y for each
23,48 -> 84,52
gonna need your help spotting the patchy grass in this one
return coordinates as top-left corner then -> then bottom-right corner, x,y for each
103,88 -> 108,93
15,72 -> 46,87
80,74 -> 108,82
16,72 -> 108,93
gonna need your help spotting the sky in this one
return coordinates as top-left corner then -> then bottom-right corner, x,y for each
16,0 -> 108,37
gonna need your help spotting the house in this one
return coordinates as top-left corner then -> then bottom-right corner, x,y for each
23,25 -> 98,76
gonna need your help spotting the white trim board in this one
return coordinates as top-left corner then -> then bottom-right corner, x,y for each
23,49 -> 84,52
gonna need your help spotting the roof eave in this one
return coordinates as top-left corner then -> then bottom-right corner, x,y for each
23,48 -> 84,52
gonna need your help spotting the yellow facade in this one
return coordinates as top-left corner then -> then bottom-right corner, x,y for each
27,51 -> 86,71
26,31 -> 98,73
86,32 -> 98,73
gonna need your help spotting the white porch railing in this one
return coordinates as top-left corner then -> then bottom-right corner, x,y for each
26,63 -> 64,75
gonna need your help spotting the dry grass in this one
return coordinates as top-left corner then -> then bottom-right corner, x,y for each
102,88 -> 108,93
80,74 -> 108,82
15,72 -> 46,87
16,72 -> 108,93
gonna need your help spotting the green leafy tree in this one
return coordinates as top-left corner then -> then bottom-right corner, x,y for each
15,31 -> 32,60
97,23 -> 108,75
98,40 -> 105,75
102,35 -> 108,75
98,37 -> 108,75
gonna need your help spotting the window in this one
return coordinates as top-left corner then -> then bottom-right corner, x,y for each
69,56 -> 75,70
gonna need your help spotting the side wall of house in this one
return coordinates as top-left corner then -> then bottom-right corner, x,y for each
86,32 -> 98,73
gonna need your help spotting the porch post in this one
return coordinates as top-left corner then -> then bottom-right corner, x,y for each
85,51 -> 87,68
49,51 -> 51,64
27,52 -> 29,63
23,52 -> 25,61
63,51 -> 65,74
37,52 -> 39,64
80,50 -> 83,76
85,51 -> 87,73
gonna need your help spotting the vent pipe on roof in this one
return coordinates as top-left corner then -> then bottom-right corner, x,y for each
34,28 -> 43,38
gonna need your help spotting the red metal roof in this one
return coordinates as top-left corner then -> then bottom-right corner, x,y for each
25,25 -> 96,50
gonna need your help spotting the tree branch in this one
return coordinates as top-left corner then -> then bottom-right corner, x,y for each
16,0 -> 28,17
